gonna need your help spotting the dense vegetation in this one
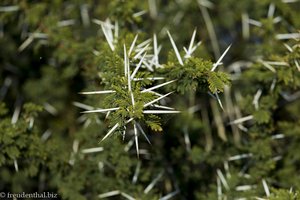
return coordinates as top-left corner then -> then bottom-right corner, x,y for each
1,0 -> 300,199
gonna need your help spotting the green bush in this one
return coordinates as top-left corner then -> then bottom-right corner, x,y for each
1,0 -> 300,199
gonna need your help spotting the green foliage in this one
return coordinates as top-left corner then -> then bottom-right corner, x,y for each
0,103 -> 46,176
269,189 -> 300,200
1,0 -> 300,199
253,109 -> 271,124
163,56 -> 230,94
207,71 -> 231,93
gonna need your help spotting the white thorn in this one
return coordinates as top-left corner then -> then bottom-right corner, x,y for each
146,91 -> 164,97
212,44 -> 232,71
144,92 -> 174,107
217,178 -> 222,200
73,140 -> 79,153
120,192 -> 136,200
0,5 -> 19,12
197,0 -> 214,8
142,59 -> 154,71
126,118 -> 134,124
136,38 -> 152,49
276,33 -> 300,40
242,13 -> 250,39
0,77 -> 12,99
273,16 -> 282,24
122,126 -> 126,141
127,52 -> 132,92
133,77 -> 165,81
41,129 -> 52,141
229,115 -> 253,125
101,123 -> 119,142
98,191 -> 120,198
236,185 -> 256,191
11,104 -> 21,124
153,34 -> 160,66
134,122 -> 139,158
92,19 -> 113,28
132,161 -> 141,184
129,34 -> 139,56
228,153 -> 253,161
167,31 -> 184,66
248,19 -> 262,27
18,35 -> 34,52
153,104 -> 175,110
263,61 -> 288,66
148,0 -> 158,19
28,117 -> 34,129
124,138 -> 134,152
270,78 -> 276,92
57,19 -> 76,27
215,93 -> 224,110
187,104 -> 201,113
81,147 -> 104,154
30,32 -> 48,39
82,107 -> 119,113
80,4 -> 90,27
284,43 -> 293,52
73,102 -> 94,111
295,60 -> 300,71
101,24 -> 114,51
136,123 -> 151,144
14,159 -> 19,172
159,190 -> 180,200
217,169 -> 230,190
267,3 -> 275,18
134,44 -> 150,60
183,47 -> 189,55
258,59 -> 276,73
43,102 -> 58,116
252,89 -> 262,110
282,0 -> 300,2
131,53 -> 147,79
143,110 -> 180,114
183,128 -> 191,152
189,41 -> 202,55
98,161 -> 104,172
224,161 -> 231,178
152,45 -> 163,68
124,44 -> 128,76
188,29 -> 197,53
141,80 -> 176,93
79,90 -> 116,95
144,171 -> 164,194
133,10 -> 147,18
262,179 -> 270,197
